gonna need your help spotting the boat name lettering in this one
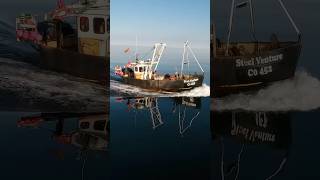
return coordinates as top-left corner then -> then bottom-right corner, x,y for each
182,101 -> 197,107
231,120 -> 276,143
184,79 -> 199,83
236,54 -> 283,68
187,82 -> 196,86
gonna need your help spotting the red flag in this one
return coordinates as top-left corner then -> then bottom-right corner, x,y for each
124,48 -> 130,53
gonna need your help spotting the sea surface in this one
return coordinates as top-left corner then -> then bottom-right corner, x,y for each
0,111 -> 110,179
109,97 -> 212,179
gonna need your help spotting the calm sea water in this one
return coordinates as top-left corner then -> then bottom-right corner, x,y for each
0,112 -> 110,179
109,97 -> 211,179
211,110 -> 320,179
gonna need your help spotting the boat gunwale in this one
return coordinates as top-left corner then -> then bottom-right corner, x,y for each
121,74 -> 204,82
214,41 -> 301,59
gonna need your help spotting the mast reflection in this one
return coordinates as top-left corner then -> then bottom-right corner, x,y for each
115,97 -> 202,136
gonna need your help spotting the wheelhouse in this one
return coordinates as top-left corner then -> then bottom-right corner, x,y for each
77,5 -> 110,57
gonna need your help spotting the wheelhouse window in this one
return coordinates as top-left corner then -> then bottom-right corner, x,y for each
80,122 -> 90,129
94,18 -> 105,34
80,17 -> 89,32
94,120 -> 106,131
139,67 -> 143,72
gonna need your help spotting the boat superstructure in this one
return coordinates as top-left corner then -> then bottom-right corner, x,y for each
16,0 -> 109,83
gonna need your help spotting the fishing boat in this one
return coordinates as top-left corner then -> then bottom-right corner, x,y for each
15,0 -> 109,83
211,0 -> 302,97
114,42 -> 204,92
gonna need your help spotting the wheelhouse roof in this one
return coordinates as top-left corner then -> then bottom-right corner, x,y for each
78,0 -> 109,16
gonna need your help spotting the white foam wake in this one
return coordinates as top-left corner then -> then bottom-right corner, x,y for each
0,57 -> 107,111
213,70 -> 320,111
110,80 -> 210,97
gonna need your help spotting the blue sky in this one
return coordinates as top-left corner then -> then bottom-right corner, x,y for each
111,0 -> 210,49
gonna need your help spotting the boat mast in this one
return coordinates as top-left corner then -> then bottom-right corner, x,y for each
181,41 -> 205,76
277,0 -> 301,40
148,43 -> 166,79
225,0 -> 236,56
211,0 -> 217,57
249,0 -> 257,41
187,50 -> 190,75
225,0 -> 258,55
181,43 -> 186,76
186,42 -> 205,73
135,35 -> 138,60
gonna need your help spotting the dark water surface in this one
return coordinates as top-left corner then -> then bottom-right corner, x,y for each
109,97 -> 211,179
0,112 -> 109,179
1,100 -> 320,179
211,110 -> 320,179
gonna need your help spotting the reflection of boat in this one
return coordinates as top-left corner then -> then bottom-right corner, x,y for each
117,97 -> 201,135
16,0 -> 109,83
125,97 -> 164,129
114,42 -> 204,92
211,111 -> 291,179
211,0 -> 301,97
17,112 -> 109,151
17,112 -> 109,180
212,111 -> 291,148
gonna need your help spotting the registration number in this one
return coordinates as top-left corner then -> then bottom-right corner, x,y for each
248,66 -> 272,77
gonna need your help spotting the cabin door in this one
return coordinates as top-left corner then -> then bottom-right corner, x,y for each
94,16 -> 108,57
